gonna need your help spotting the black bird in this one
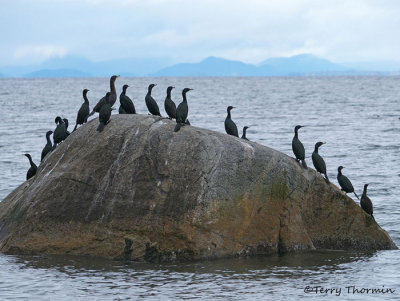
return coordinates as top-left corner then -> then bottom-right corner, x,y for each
145,84 -> 161,116
312,142 -> 329,183
41,130 -> 53,162
97,92 -> 113,132
24,153 -> 37,180
225,106 -> 238,137
119,105 -> 126,114
164,86 -> 176,119
53,116 -> 68,150
119,84 -> 136,114
174,88 -> 193,132
73,89 -> 90,131
241,126 -> 249,140
63,118 -> 70,136
89,75 -> 119,116
361,184 -> 373,217
337,166 -> 359,200
292,125 -> 307,169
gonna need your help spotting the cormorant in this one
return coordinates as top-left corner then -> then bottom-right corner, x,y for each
53,116 -> 68,150
73,89 -> 90,131
164,86 -> 176,119
292,125 -> 307,169
119,105 -> 126,114
41,130 -> 53,162
312,142 -> 329,183
88,75 -> 119,116
174,88 -> 193,132
225,106 -> 238,137
361,184 -> 373,217
145,84 -> 161,116
97,92 -> 113,132
119,84 -> 136,114
241,126 -> 249,140
24,153 -> 37,180
337,166 -> 359,200
63,118 -> 71,136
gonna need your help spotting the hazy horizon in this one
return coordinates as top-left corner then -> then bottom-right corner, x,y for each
2,0 -> 400,68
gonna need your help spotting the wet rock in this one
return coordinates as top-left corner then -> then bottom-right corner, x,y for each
0,115 -> 396,261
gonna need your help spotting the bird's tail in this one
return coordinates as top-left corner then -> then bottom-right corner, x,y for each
301,160 -> 308,169
324,174 -> 330,184
353,191 -> 360,200
88,110 -> 95,117
73,124 -> 78,132
97,122 -> 105,132
174,123 -> 182,132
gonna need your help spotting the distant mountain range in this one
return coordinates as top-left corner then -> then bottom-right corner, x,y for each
1,54 -> 400,77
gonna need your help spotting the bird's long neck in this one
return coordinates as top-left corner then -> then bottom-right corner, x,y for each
46,134 -> 52,144
363,186 -> 368,195
27,155 -> 34,166
147,87 -> 152,96
110,80 -> 116,95
83,92 -> 89,104
243,128 -> 247,138
227,109 -> 231,119
167,90 -> 172,98
314,145 -> 319,153
182,92 -> 188,103
338,169 -> 342,175
294,130 -> 298,139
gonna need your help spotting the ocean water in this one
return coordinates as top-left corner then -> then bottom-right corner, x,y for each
0,77 -> 399,300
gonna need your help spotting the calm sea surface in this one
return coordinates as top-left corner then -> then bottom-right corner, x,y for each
0,77 -> 399,300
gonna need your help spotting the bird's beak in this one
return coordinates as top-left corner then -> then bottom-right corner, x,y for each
322,142 -> 326,144
232,106 -> 236,108
172,86 -> 175,89
154,84 -> 157,86
189,88 -> 194,90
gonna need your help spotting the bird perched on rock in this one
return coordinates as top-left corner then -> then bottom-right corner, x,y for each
145,84 -> 161,116
164,86 -> 176,120
89,75 -> 119,116
312,142 -> 329,183
361,184 -> 373,217
337,166 -> 359,200
24,153 -> 37,180
241,126 -> 249,140
292,125 -> 307,169
63,118 -> 71,136
41,130 -> 53,162
174,88 -> 193,132
73,89 -> 90,131
119,84 -> 136,114
97,92 -> 113,132
225,106 -> 238,137
53,116 -> 68,150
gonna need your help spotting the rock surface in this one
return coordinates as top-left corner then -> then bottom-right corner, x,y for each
0,115 -> 397,261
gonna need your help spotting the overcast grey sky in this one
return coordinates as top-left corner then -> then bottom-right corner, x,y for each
2,0 -> 400,66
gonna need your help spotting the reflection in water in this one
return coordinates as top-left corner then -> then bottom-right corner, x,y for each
2,251 -> 398,300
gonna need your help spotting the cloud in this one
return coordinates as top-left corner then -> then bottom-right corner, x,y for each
1,0 -> 400,65
13,44 -> 68,62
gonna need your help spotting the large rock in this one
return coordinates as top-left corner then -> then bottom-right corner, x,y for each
0,115 -> 396,261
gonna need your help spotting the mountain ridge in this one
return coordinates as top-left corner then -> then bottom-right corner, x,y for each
1,54 -> 399,77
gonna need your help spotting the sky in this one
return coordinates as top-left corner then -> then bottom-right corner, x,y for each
2,0 -> 400,66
